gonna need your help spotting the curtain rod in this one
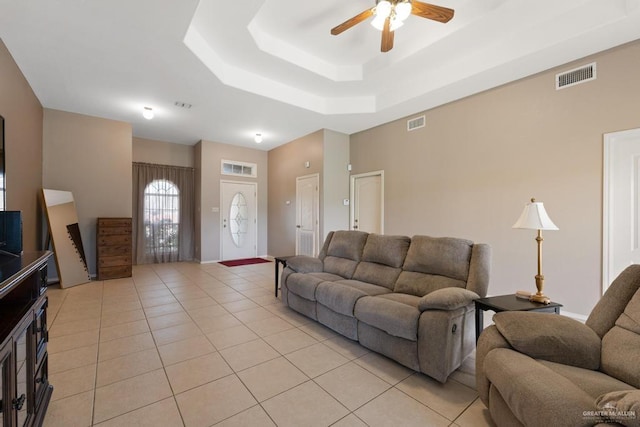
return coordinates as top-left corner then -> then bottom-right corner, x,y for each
133,162 -> 194,171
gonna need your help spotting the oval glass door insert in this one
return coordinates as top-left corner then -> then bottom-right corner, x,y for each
229,192 -> 249,247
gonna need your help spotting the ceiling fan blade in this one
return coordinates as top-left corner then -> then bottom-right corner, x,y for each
381,17 -> 394,52
331,9 -> 374,35
411,1 -> 454,23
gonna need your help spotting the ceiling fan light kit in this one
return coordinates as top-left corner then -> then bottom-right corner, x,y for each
331,0 -> 455,52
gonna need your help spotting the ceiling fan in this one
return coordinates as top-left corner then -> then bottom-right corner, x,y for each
331,0 -> 454,52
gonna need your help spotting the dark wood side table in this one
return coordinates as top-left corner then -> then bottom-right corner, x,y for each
474,294 -> 563,343
274,256 -> 295,297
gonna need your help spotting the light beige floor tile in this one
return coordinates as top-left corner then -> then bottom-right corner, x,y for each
454,398 -> 496,427
158,335 -> 216,366
220,297 -> 260,312
237,357 -> 308,402
263,328 -> 318,355
449,354 -> 476,389
179,297 -> 218,310
49,344 -> 98,374
53,306 -> 101,324
138,289 -> 174,300
94,397 -> 184,427
355,388 -> 450,427
141,295 -> 179,308
193,313 -> 242,333
265,305 -> 314,327
47,329 -> 99,354
187,304 -> 230,319
101,300 -> 143,314
298,322 -> 340,341
353,352 -> 414,385
98,332 -> 156,361
152,321 -> 203,346
249,294 -> 280,306
332,414 -> 369,427
48,363 -> 96,402
100,308 -> 146,328
93,369 -> 172,424
146,311 -> 193,331
96,348 -> 162,387
232,307 -> 275,323
315,362 -> 391,410
206,325 -> 259,350
286,342 -> 349,378
262,380 -> 349,427
176,374 -> 257,427
43,390 -> 94,427
99,319 -> 150,342
323,335 -> 370,360
245,316 -> 294,337
165,352 -> 232,394
143,302 -> 185,318
396,373 -> 478,421
214,404 -> 276,427
49,317 -> 100,338
219,339 -> 280,372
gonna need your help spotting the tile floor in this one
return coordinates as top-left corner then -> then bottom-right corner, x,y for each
42,261 -> 496,427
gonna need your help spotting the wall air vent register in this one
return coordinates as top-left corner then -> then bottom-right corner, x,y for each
556,62 -> 596,90
407,115 -> 426,131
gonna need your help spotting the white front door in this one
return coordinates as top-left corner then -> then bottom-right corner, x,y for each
296,174 -> 319,256
221,181 -> 257,260
351,171 -> 384,234
604,128 -> 640,291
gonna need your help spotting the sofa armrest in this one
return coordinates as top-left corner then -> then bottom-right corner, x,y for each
418,288 -> 479,311
494,311 -> 601,370
284,256 -> 323,273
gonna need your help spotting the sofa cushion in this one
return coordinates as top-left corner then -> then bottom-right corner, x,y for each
596,390 -> 640,426
333,279 -> 392,297
494,312 -> 601,370
394,271 -> 466,297
323,256 -> 359,279
307,272 -> 345,282
419,288 -> 479,311
361,234 -> 410,267
403,236 -> 473,281
316,282 -> 368,317
601,288 -> 640,388
354,295 -> 420,341
286,273 -> 325,301
326,230 -> 369,260
353,262 -> 402,290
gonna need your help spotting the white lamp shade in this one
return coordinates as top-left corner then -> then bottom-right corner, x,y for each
512,199 -> 558,230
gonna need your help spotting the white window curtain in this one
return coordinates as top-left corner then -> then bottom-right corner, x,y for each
132,162 -> 195,264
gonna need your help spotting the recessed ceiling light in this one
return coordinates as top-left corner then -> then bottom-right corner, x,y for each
143,107 -> 154,120
254,133 -> 263,143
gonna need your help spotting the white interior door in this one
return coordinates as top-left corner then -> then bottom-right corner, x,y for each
351,171 -> 384,234
221,181 -> 257,260
604,128 -> 640,291
296,174 -> 319,256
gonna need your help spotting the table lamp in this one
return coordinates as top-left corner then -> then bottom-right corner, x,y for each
512,198 -> 558,304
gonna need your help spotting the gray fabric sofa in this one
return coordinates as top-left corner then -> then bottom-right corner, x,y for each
281,230 -> 491,383
476,264 -> 640,427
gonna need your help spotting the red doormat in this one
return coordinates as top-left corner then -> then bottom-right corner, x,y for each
219,258 -> 272,267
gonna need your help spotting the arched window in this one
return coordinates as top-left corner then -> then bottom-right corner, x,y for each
144,179 -> 180,257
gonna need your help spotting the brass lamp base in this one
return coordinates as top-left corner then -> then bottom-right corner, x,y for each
530,274 -> 551,304
529,293 -> 551,305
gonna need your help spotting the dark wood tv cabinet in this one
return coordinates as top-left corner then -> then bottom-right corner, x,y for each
0,251 -> 53,427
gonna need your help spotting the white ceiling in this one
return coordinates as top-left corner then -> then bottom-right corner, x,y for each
1,0 -> 639,150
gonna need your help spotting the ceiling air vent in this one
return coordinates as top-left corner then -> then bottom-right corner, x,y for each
407,115 -> 425,131
556,62 -> 596,90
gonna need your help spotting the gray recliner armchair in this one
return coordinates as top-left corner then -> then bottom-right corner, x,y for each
476,265 -> 640,427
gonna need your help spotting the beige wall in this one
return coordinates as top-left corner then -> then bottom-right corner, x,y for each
0,39 -> 44,251
132,137 -> 194,167
43,109 -> 132,276
196,140 -> 268,262
350,40 -> 640,316
322,130 -> 350,239
267,130 -> 323,256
